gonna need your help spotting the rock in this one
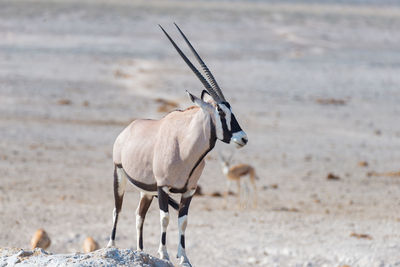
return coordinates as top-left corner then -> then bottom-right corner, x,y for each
315,98 -> 347,106
82,237 -> 99,253
31,229 -> 51,250
350,232 -> 372,240
0,247 -> 173,267
57,99 -> 71,105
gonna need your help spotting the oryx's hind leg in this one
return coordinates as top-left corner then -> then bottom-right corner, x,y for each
157,186 -> 170,260
107,165 -> 127,247
177,189 -> 195,267
136,192 -> 153,251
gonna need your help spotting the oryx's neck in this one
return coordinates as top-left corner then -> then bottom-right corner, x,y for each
181,108 -> 216,160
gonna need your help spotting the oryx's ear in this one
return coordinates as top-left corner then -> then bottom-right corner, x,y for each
201,90 -> 215,104
186,90 -> 212,110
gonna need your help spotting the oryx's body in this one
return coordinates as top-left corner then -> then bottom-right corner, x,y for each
113,106 -> 215,191
108,24 -> 248,267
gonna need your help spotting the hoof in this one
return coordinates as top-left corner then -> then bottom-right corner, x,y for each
179,257 -> 192,267
158,250 -> 170,261
106,240 -> 115,248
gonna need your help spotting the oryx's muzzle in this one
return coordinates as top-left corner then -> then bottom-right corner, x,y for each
231,131 -> 248,148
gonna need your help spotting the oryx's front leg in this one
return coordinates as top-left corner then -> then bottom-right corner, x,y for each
136,192 -> 153,251
177,189 -> 195,267
157,186 -> 170,260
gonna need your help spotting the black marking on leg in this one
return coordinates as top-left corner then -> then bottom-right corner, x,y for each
158,187 -> 169,213
167,196 -> 179,210
161,232 -> 166,245
113,166 -> 124,212
179,196 -> 193,217
137,195 -> 153,251
180,235 -> 185,249
154,195 -> 180,210
111,166 -> 124,241
138,233 -> 143,250
111,213 -> 118,240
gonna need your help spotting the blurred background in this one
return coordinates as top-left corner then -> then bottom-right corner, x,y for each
1,0 -> 400,266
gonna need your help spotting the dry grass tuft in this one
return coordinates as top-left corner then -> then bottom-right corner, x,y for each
350,232 -> 372,240
327,173 -> 340,180
316,98 -> 347,106
57,99 -> 71,105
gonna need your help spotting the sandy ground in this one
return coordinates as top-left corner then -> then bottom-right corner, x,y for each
1,0 -> 400,266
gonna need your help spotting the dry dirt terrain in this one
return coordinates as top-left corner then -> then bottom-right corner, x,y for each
1,0 -> 400,266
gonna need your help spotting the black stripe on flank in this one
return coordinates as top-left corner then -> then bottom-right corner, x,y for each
119,167 -> 158,192
116,116 -> 217,196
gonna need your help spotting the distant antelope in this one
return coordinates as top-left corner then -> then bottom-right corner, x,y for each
219,153 -> 258,208
107,24 -> 248,267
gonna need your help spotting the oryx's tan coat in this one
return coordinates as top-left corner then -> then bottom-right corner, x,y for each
113,106 -> 214,190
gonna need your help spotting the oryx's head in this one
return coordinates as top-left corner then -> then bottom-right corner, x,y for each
160,23 -> 248,148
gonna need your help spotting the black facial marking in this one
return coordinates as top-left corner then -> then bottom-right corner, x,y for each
220,115 -> 232,143
230,114 -> 243,133
217,102 -> 234,143
221,101 -> 231,109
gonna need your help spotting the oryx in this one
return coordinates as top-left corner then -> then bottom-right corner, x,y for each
107,23 -> 248,266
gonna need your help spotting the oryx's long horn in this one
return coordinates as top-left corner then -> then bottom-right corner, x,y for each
174,23 -> 226,102
159,25 -> 220,101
